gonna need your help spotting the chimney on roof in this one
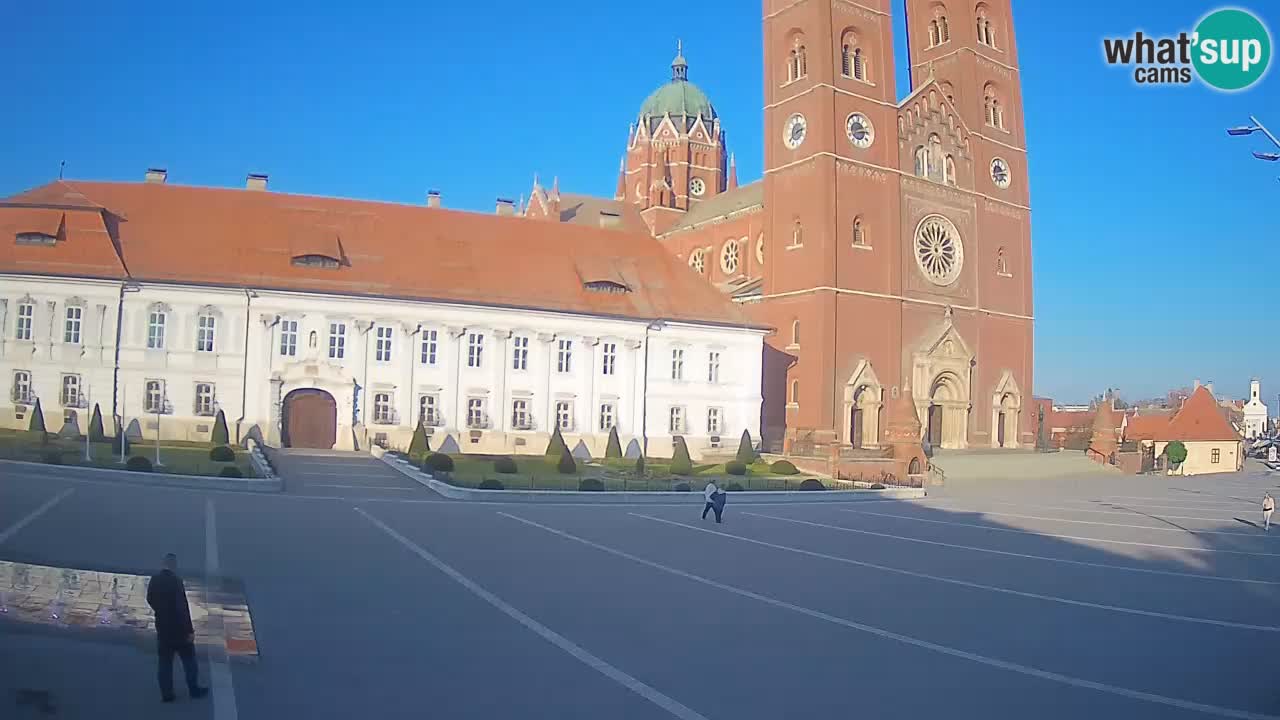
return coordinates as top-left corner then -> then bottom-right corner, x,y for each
1194,378 -> 1201,389
599,210 -> 622,229
246,173 -> 268,191
1206,381 -> 1214,395
496,198 -> 516,216
426,190 -> 441,208
144,168 -> 168,184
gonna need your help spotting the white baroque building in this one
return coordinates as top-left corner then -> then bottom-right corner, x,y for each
0,175 -> 767,459
1244,378 -> 1268,440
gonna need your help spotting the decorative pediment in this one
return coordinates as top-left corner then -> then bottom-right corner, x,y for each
992,369 -> 1022,399
843,357 -> 884,403
917,313 -> 974,363
898,78 -> 971,160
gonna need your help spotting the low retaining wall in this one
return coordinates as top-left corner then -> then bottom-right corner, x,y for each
0,458 -> 282,493
378,454 -> 926,503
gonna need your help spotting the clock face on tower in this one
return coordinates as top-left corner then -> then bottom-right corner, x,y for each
783,113 -> 807,150
846,113 -> 874,149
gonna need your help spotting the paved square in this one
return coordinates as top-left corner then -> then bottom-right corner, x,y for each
1,458 -> 1278,719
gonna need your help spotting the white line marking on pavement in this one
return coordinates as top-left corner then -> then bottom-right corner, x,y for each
835,508 -> 1280,557
739,512 -> 1277,586
498,512 -> 1279,720
631,513 -> 1278,632
308,484 -> 417,491
1094,494 -> 1253,505
926,498 -> 1249,524
204,500 -> 238,720
899,504 -> 1272,538
0,488 -> 73,544
354,507 -> 710,720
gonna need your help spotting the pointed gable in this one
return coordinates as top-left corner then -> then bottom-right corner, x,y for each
1165,387 -> 1241,442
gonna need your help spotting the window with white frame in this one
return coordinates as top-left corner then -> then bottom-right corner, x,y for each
329,322 -> 346,360
467,398 -> 487,428
420,328 -> 437,365
511,398 -> 531,430
12,370 -> 32,404
15,302 -> 33,341
599,402 -> 615,431
512,335 -> 529,370
601,342 -> 617,376
555,400 -> 574,431
375,326 -> 394,362
707,407 -> 723,436
144,380 -> 165,413
64,305 -> 82,344
671,348 -> 685,380
147,311 -> 166,350
1212,448 -> 1221,464
467,333 -> 484,368
372,392 -> 393,424
61,374 -> 81,407
195,383 -> 216,416
556,339 -> 573,373
669,406 -> 685,434
280,319 -> 298,357
418,394 -> 440,426
196,314 -> 216,353
707,351 -> 721,383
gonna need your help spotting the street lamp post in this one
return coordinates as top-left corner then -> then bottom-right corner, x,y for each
639,320 -> 665,460
1227,116 -> 1280,163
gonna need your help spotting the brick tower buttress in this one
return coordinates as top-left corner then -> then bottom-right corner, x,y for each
905,0 -> 1035,445
758,0 -> 901,452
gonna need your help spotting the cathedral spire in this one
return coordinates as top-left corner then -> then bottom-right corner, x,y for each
615,156 -> 627,201
672,39 -> 688,82
727,153 -> 738,190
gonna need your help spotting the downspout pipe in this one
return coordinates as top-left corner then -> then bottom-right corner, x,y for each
235,288 -> 253,444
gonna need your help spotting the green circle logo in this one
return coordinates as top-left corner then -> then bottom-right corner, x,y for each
1192,8 -> 1272,91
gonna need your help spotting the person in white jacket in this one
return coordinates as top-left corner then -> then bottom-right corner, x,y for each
1263,493 -> 1274,531
702,481 -> 720,522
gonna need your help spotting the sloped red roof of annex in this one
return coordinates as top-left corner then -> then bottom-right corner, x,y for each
1,180 -> 762,329
1164,387 -> 1241,442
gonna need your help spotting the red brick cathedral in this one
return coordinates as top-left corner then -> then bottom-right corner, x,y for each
527,0 -> 1033,456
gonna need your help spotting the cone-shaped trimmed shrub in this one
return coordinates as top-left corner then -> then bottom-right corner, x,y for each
28,398 -> 47,439
88,404 -> 106,443
735,429 -> 756,464
557,445 -> 577,474
408,419 -> 431,459
211,410 -> 230,446
605,426 -> 623,459
634,454 -> 646,476
545,425 -> 568,457
670,436 -> 693,475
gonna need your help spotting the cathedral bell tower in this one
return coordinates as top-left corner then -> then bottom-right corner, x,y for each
626,43 -> 729,235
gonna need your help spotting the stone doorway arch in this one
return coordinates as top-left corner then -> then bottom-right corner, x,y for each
282,389 -> 337,449
925,372 -> 968,449
911,313 -> 974,450
990,370 -> 1023,449
842,359 -> 883,449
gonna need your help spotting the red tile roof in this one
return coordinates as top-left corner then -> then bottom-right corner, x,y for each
1,180 -> 761,329
1164,387 -> 1241,442
1123,414 -> 1170,442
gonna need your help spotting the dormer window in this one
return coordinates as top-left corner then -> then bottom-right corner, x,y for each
291,254 -> 340,269
15,232 -> 56,246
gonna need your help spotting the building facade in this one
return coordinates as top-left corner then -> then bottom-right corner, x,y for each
531,0 -> 1035,458
1,179 -> 766,459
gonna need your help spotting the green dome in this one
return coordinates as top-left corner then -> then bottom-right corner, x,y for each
639,79 -> 717,121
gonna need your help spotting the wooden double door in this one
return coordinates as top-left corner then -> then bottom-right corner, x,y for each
282,389 -> 337,449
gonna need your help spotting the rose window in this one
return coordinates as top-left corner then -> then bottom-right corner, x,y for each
721,240 -> 740,274
914,215 -> 963,286
689,249 -> 706,275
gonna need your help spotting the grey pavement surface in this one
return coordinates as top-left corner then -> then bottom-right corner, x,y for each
2,455 -> 1279,718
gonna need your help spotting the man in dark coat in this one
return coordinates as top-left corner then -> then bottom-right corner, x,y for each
146,553 -> 208,703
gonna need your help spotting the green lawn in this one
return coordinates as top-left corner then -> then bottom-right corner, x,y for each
408,452 -> 834,492
0,429 -> 258,478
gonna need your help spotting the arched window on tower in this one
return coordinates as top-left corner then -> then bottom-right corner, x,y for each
943,155 -> 957,186
789,218 -> 804,248
929,134 -> 942,168
797,44 -> 808,78
984,85 -> 1006,130
976,5 -> 997,48
790,379 -> 801,406
997,247 -> 1011,276
940,14 -> 950,42
928,20 -> 940,47
853,48 -> 866,81
791,320 -> 801,347
841,44 -> 852,78
788,49 -> 799,83
914,146 -> 929,178
853,217 -> 868,247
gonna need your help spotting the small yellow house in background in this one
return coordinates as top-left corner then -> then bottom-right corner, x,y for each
1123,385 -> 1243,476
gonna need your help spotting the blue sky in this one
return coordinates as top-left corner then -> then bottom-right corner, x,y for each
2,1 -> 1277,405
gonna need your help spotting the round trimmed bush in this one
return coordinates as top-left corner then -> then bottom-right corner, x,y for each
219,466 -> 244,478
725,482 -> 744,492
770,460 -> 799,475
126,456 -> 153,473
43,450 -> 63,465
725,460 -> 747,476
423,453 -> 455,473
493,456 -> 518,474
673,482 -> 691,492
578,477 -> 604,492
798,478 -> 826,491
209,445 -> 235,462
479,478 -> 506,490
870,483 -> 886,490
